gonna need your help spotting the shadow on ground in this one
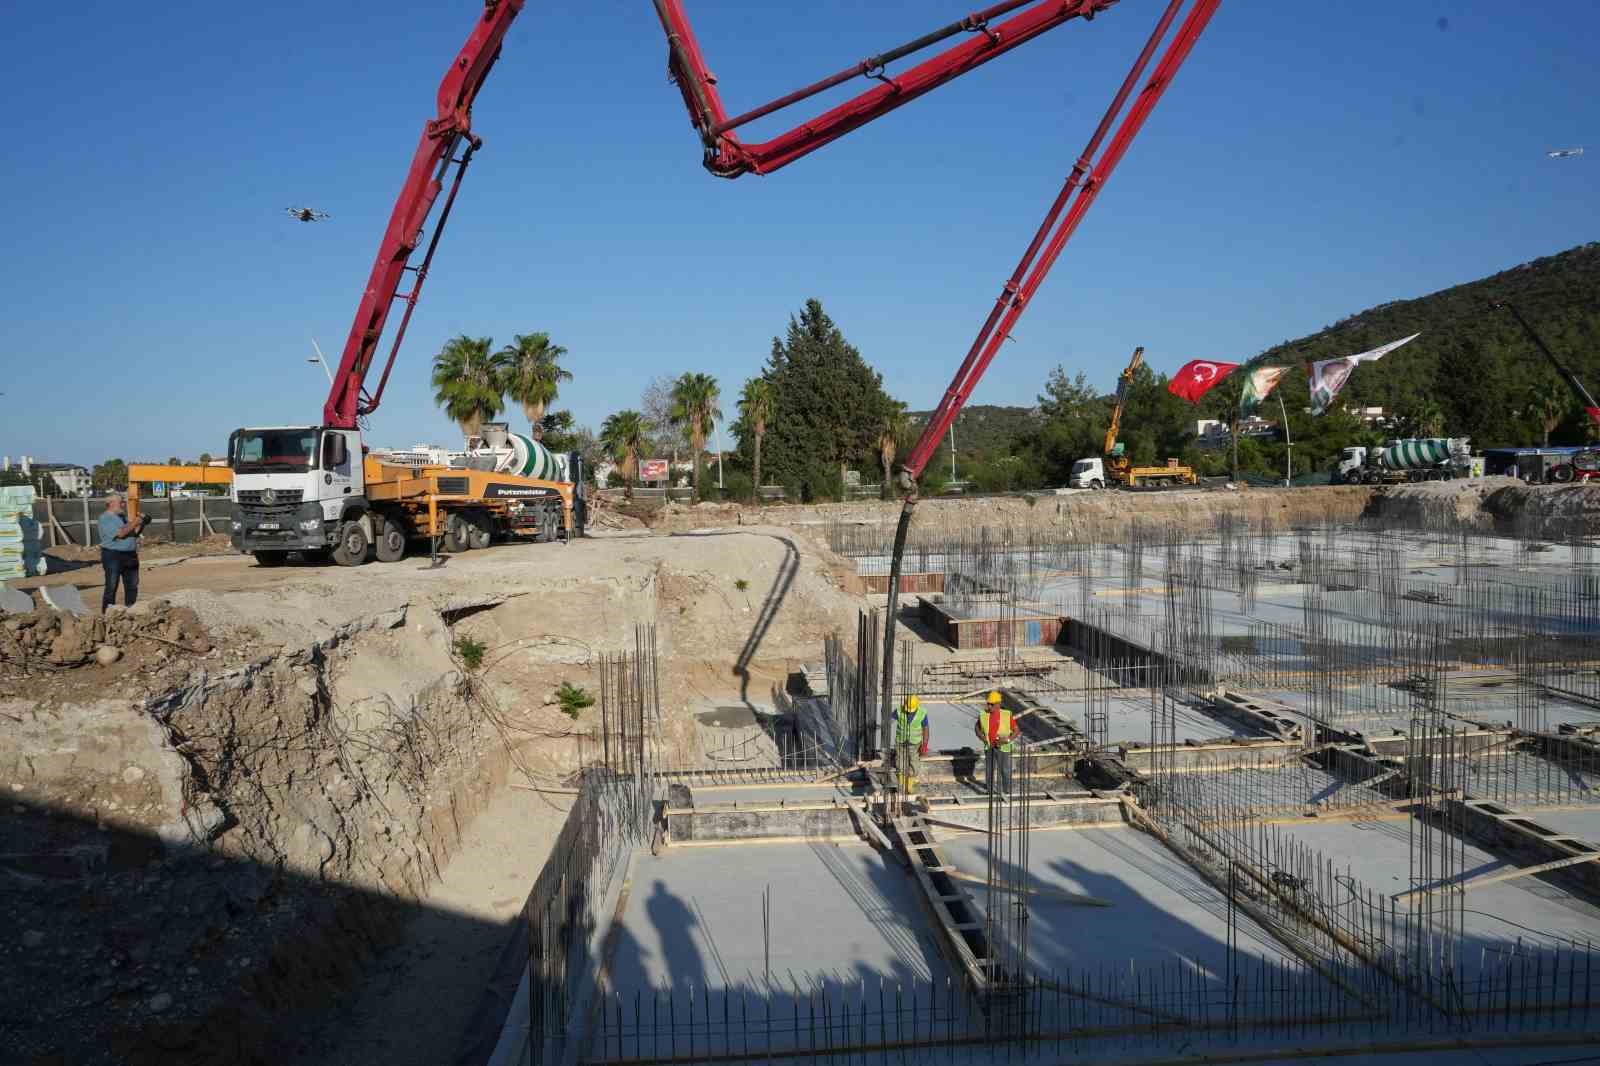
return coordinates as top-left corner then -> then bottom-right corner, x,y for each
1,800 -> 520,1066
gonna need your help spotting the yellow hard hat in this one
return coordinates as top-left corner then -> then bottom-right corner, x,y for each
906,695 -> 920,711
987,691 -> 1002,705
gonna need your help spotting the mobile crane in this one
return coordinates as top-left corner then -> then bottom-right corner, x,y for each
234,0 -> 1220,726
1066,346 -> 1197,489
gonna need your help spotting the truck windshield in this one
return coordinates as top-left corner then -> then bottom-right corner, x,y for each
1070,460 -> 1094,475
234,429 -> 318,472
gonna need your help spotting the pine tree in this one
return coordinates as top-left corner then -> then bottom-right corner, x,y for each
753,299 -> 898,500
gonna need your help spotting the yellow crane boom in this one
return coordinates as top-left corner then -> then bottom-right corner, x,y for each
1103,345 -> 1144,457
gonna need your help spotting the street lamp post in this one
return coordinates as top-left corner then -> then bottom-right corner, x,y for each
1279,393 -> 1294,486
712,418 -> 725,491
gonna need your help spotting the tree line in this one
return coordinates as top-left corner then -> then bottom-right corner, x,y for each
444,241 -> 1600,501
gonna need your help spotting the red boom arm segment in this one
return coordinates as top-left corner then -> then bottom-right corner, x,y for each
322,0 -> 524,430
654,0 -> 1117,178
901,0 -> 1220,479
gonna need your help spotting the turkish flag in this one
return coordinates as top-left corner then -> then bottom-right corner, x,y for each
1167,360 -> 1240,404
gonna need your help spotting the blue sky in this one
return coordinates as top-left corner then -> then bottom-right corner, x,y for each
1,0 -> 1594,466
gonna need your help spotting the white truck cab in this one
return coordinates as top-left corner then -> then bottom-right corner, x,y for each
1336,446 -> 1368,485
228,426 -> 370,565
1068,457 -> 1106,489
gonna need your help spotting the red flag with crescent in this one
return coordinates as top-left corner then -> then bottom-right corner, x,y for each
1167,359 -> 1240,404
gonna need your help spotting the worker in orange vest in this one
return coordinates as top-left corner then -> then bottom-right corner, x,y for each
974,690 -> 1016,796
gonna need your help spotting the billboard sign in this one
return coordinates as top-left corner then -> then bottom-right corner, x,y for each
639,459 -> 669,482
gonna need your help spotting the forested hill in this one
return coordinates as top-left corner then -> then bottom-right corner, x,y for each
906,404 -> 1039,461
1241,241 -> 1600,447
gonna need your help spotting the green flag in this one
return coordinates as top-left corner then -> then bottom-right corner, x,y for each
1239,365 -> 1289,418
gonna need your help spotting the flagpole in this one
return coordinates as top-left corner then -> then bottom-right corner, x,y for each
1278,393 -> 1293,486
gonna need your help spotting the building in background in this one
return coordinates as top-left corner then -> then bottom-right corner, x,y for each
1,456 -> 92,497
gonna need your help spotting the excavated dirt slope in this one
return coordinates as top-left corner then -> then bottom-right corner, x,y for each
626,484 -> 1376,539
1365,478 -> 1600,534
2,526 -> 863,1064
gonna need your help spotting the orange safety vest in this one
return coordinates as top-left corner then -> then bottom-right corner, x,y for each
975,707 -> 1015,752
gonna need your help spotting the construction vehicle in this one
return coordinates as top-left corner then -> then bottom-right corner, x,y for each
229,424 -> 582,567
1335,437 -> 1472,485
1067,347 -> 1198,489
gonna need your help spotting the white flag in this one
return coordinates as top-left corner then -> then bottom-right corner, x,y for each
1309,333 -> 1420,416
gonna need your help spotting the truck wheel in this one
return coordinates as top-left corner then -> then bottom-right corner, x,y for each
253,551 -> 286,568
466,510 -> 493,550
374,514 -> 408,563
442,512 -> 470,553
1090,479 -> 1103,491
331,520 -> 369,567
1550,464 -> 1575,484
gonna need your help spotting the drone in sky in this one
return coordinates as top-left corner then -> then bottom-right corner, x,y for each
1547,147 -> 1584,160
285,207 -> 331,222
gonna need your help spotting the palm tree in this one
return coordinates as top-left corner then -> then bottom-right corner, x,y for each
669,372 -> 722,501
1523,381 -> 1567,447
737,378 -> 774,502
600,410 -> 647,496
500,332 -> 571,435
878,400 -> 908,499
431,335 -> 507,439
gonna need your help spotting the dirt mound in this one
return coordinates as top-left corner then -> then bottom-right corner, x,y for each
1369,478 -> 1600,534
1,600 -> 217,702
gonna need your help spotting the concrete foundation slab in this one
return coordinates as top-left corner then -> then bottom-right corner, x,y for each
607,841 -> 952,1000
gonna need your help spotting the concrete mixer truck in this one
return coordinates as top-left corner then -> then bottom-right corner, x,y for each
1335,438 -> 1472,486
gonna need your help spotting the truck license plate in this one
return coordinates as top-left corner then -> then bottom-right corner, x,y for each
258,522 -> 280,530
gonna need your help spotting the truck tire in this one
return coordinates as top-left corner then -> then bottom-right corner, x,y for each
442,512 -> 470,553
253,551 -> 286,568
465,509 -> 493,550
1090,479 -> 1103,491
1550,463 -> 1575,484
374,513 -> 408,563
331,520 -> 369,567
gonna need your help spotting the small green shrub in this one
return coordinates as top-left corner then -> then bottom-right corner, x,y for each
556,681 -> 595,719
455,636 -> 487,670
734,578 -> 750,591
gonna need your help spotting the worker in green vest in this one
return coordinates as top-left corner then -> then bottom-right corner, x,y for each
974,690 -> 1016,796
894,694 -> 929,798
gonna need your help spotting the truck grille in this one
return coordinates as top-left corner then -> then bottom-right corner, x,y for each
436,477 -> 470,496
237,488 -> 304,505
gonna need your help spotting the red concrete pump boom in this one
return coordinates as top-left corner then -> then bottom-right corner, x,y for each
321,0 -> 1143,431
322,0 -> 524,430
313,0 -> 1221,759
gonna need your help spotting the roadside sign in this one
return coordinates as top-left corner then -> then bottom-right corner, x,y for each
151,482 -> 166,497
639,459 -> 669,482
